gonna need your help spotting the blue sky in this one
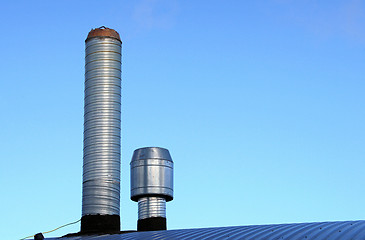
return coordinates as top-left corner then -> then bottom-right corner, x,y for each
1,0 -> 365,239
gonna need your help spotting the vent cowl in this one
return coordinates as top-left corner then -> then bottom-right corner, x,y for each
130,147 -> 174,231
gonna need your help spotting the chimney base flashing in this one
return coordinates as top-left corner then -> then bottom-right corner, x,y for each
137,217 -> 166,231
81,214 -> 120,233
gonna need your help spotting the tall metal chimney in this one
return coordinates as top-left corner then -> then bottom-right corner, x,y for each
81,27 -> 122,233
130,147 -> 174,231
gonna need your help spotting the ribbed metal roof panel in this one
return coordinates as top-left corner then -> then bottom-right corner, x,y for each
45,220 -> 365,240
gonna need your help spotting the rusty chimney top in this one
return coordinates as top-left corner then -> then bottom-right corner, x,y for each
86,26 -> 121,42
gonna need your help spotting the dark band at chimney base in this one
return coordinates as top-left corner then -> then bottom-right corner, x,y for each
81,215 -> 120,233
137,217 -> 167,231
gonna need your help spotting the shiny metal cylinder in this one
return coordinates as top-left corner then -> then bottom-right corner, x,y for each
82,35 -> 122,216
130,147 -> 174,202
138,197 -> 166,220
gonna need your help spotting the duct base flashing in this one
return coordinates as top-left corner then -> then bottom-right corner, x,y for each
81,215 -> 120,233
137,217 -> 166,231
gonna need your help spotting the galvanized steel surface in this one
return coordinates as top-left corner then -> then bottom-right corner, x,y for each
138,197 -> 166,220
82,36 -> 122,216
46,220 -> 365,240
130,147 -> 173,201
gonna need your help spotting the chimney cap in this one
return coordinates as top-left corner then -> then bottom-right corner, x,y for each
86,26 -> 121,42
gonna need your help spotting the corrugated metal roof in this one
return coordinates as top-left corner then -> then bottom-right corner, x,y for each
45,220 -> 365,240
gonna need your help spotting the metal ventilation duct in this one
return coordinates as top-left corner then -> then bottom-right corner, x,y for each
130,147 -> 174,231
81,26 -> 122,233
